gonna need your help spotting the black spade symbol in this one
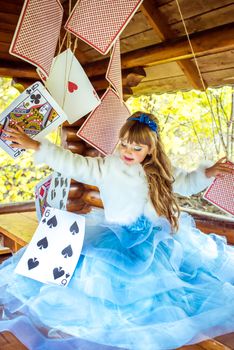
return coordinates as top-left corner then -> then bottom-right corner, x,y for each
37,237 -> 48,250
65,178 -> 68,187
59,199 -> 64,209
42,218 -> 46,223
60,178 -> 64,187
66,273 -> 70,278
70,221 -> 79,235
62,188 -> 66,198
53,267 -> 65,280
28,258 -> 39,270
54,178 -> 59,187
51,189 -> 56,200
47,215 -> 57,228
61,245 -> 73,258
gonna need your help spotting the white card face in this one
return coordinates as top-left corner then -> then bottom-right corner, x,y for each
46,172 -> 71,210
0,81 -> 68,159
35,175 -> 53,221
39,48 -> 101,124
15,207 -> 85,287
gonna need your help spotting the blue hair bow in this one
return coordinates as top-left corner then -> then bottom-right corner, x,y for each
128,113 -> 158,133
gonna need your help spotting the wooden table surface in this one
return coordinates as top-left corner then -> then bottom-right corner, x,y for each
0,212 -> 38,251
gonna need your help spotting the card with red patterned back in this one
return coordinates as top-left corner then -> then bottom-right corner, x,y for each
203,162 -> 234,216
65,0 -> 143,55
106,38 -> 123,100
77,88 -> 130,155
9,0 -> 63,77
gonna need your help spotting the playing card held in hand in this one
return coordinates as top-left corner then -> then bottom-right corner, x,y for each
203,161 -> 234,216
0,81 -> 67,159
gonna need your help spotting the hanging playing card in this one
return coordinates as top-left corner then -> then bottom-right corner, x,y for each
106,38 -> 123,101
9,0 -> 63,77
203,162 -> 234,216
15,207 -> 86,286
38,49 -> 100,124
47,172 -> 71,211
65,0 -> 143,55
35,174 -> 52,221
77,87 -> 131,155
0,81 -> 67,159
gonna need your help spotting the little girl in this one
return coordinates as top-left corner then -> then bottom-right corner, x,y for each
0,111 -> 234,350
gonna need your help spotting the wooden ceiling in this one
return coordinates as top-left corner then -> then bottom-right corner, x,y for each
0,0 -> 234,96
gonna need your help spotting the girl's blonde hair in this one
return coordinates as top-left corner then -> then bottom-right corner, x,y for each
119,111 -> 180,231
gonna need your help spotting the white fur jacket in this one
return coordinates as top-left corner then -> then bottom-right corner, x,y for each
34,140 -> 214,225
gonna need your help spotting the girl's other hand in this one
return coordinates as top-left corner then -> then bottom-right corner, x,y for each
1,124 -> 40,151
205,157 -> 234,178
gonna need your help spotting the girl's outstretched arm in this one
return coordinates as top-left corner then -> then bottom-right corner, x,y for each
173,157 -> 233,197
2,124 -> 107,187
2,125 -> 40,151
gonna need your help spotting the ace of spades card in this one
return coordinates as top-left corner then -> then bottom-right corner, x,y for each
37,49 -> 100,124
15,207 -> 85,287
47,172 -> 71,211
0,81 -> 67,159
35,175 -> 53,221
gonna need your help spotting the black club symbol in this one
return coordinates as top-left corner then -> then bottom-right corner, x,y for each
30,94 -> 41,104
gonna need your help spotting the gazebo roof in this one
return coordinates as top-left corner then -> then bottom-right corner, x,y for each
0,0 -> 234,96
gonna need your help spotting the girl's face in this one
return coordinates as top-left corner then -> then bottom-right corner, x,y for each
119,138 -> 150,165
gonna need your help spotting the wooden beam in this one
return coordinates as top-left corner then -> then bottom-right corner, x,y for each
140,0 -> 206,90
84,23 -> 234,78
0,60 -> 38,79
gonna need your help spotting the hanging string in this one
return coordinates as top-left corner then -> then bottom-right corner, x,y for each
175,0 -> 227,155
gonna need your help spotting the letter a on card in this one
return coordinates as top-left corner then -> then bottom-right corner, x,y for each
39,49 -> 100,124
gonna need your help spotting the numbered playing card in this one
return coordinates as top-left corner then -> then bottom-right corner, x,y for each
203,162 -> 234,216
35,175 -> 52,221
0,81 -> 68,159
38,48 -> 100,124
47,172 -> 71,210
15,207 -> 85,286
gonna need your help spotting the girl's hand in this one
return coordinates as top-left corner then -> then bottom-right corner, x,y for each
205,157 -> 234,178
1,125 -> 40,151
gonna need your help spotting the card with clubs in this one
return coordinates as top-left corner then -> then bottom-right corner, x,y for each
0,81 -> 68,159
15,207 -> 85,286
47,172 -> 71,210
37,49 -> 100,124
35,175 -> 52,221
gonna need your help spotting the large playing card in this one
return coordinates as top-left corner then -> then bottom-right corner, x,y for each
9,0 -> 63,77
0,81 -> 67,159
15,207 -> 85,286
77,88 -> 130,155
106,38 -> 123,101
65,0 -> 143,55
47,172 -> 71,211
203,162 -> 234,216
38,49 -> 100,124
35,175 -> 52,221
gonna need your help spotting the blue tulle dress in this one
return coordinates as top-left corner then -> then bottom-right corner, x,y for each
0,210 -> 234,350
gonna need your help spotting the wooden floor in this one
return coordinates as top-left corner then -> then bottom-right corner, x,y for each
0,331 -> 234,350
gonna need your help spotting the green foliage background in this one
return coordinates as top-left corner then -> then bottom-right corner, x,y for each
0,77 -> 233,217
